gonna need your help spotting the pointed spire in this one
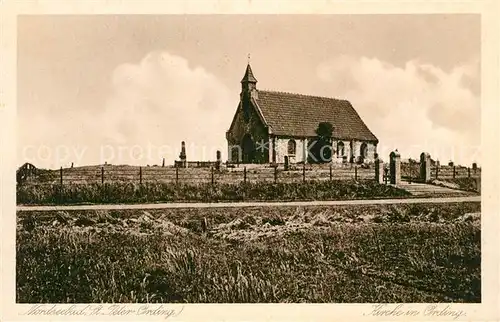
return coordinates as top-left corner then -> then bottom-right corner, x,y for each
241,63 -> 257,84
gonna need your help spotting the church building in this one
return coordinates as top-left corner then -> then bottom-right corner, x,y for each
226,64 -> 379,164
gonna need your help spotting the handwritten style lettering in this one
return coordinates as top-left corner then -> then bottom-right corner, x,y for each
366,304 -> 466,320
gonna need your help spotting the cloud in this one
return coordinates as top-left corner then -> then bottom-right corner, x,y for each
18,51 -> 236,168
316,56 -> 481,165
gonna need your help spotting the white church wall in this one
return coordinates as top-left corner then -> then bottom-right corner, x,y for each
269,136 -> 377,164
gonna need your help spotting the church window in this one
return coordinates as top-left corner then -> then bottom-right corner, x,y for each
337,141 -> 345,157
288,139 -> 297,155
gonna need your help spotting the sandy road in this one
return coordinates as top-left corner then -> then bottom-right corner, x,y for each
16,196 -> 481,212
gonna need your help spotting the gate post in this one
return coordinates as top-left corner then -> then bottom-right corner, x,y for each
420,152 -> 431,183
389,150 -> 401,185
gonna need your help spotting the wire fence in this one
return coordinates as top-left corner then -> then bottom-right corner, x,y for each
26,163 -> 377,186
401,162 -> 481,181
18,159 -> 482,187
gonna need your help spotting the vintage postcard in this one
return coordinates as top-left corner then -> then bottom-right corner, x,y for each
1,0 -> 499,321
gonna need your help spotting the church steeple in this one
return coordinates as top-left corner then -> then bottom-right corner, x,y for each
241,63 -> 257,93
240,62 -> 258,122
241,63 -> 257,84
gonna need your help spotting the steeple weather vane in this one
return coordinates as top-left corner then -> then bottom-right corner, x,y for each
247,53 -> 251,64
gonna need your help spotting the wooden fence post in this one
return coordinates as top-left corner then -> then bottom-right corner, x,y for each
243,166 -> 247,184
175,164 -> 179,184
453,166 -> 456,179
139,166 -> 142,185
468,167 -> 471,178
211,166 -> 215,185
436,165 -> 439,179
302,163 -> 305,182
274,166 -> 277,183
59,166 -> 63,185
101,166 -> 104,184
355,165 -> 358,181
329,163 -> 332,181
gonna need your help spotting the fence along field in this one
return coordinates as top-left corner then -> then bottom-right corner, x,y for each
400,162 -> 481,181
27,163 -> 377,186
23,161 -> 481,188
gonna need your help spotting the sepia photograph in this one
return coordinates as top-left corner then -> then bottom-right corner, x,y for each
13,12 -> 484,308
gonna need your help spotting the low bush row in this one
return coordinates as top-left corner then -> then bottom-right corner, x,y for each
17,180 -> 411,205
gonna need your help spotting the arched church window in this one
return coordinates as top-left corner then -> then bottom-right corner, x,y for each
337,141 -> 345,157
288,139 -> 297,155
360,142 -> 368,158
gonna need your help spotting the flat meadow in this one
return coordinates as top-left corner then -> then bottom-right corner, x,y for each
17,202 -> 481,303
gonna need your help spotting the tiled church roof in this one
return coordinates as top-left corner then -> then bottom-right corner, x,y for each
255,90 -> 378,142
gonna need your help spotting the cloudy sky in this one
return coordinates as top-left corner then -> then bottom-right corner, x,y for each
17,14 -> 480,168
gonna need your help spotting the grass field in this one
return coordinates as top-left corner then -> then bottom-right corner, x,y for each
17,202 -> 481,303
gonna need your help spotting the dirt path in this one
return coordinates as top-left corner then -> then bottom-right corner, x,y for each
17,196 -> 481,212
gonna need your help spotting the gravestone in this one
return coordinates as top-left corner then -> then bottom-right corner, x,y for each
374,154 -> 384,184
420,152 -> 431,183
389,150 -> 401,185
179,141 -> 187,168
284,156 -> 289,171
